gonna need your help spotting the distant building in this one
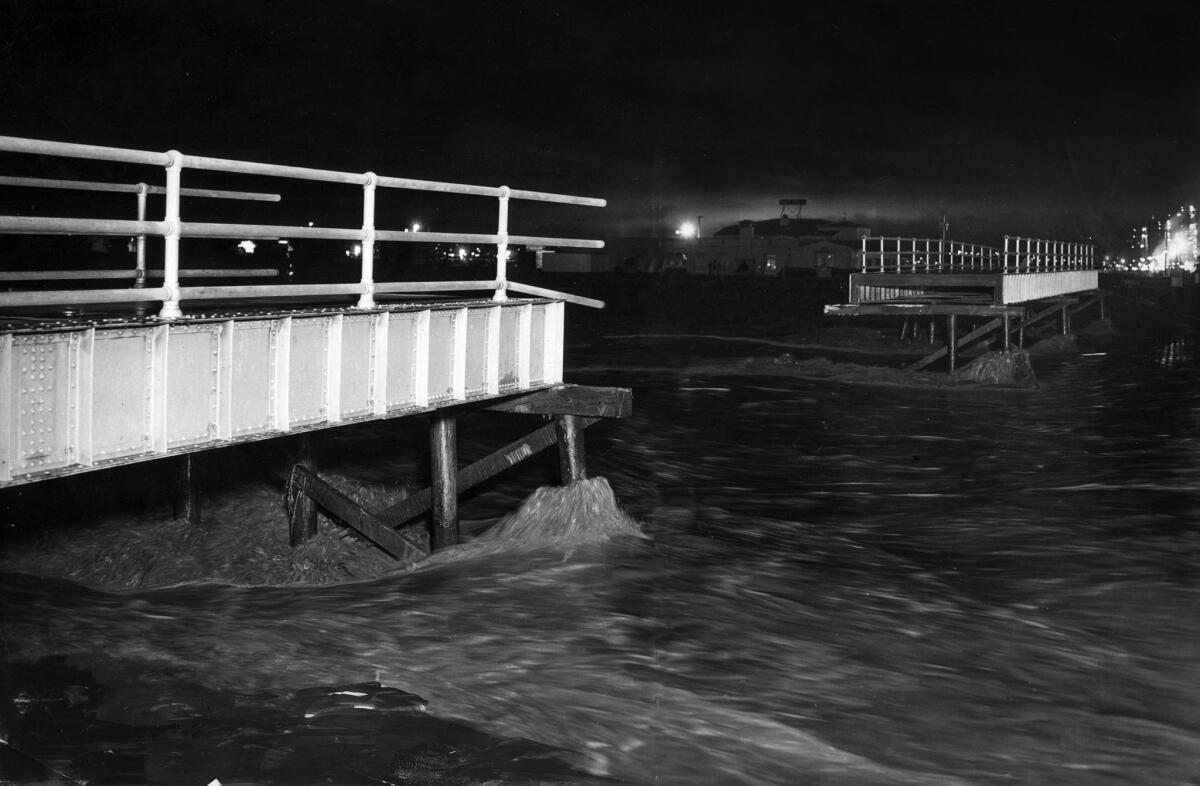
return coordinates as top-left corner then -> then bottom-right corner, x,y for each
532,212 -> 874,277
659,215 -> 870,276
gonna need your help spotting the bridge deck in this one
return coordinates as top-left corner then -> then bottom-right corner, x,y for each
1,296 -> 565,487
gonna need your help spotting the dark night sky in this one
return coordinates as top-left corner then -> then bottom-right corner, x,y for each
2,0 -> 1198,248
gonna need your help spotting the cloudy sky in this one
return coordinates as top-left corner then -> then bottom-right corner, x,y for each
2,1 -> 1197,248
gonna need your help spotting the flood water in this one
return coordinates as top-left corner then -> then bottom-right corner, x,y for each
2,293 -> 1199,784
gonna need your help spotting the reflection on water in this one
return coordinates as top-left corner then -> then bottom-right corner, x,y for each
2,325 -> 1199,784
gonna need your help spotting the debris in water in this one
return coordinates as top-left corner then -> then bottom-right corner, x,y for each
951,350 -> 1038,387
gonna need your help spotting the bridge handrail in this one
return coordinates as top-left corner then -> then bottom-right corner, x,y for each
0,174 -> 284,283
860,236 -> 1003,273
0,135 -> 606,316
861,235 -> 1095,274
1003,235 -> 1095,273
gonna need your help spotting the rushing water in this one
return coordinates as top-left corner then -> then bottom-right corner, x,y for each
2,304 -> 1199,785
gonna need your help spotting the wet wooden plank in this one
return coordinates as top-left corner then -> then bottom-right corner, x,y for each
484,384 -> 631,418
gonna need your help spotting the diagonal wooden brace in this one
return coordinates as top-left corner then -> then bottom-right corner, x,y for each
288,465 -> 429,562
375,416 -> 600,528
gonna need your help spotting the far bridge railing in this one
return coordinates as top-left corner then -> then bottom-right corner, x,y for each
0,136 -> 606,317
1002,236 -> 1094,273
860,237 -> 1002,273
861,235 -> 1094,275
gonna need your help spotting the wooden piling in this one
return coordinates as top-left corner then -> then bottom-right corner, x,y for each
946,314 -> 957,373
288,433 -> 319,547
1002,313 -> 1012,350
173,453 -> 201,526
555,414 -> 587,483
429,411 -> 460,549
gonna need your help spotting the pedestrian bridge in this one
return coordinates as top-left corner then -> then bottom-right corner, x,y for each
0,136 -> 621,503
825,235 -> 1103,373
837,235 -> 1098,307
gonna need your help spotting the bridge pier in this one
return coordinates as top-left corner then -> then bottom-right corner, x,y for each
556,414 -> 587,483
173,453 -> 202,526
429,412 -> 460,550
946,314 -> 958,373
288,434 -> 320,547
274,384 -> 630,562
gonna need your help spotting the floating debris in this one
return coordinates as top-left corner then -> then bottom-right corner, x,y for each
951,350 -> 1038,387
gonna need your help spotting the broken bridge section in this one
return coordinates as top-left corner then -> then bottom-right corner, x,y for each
825,235 -> 1104,373
0,135 -> 630,560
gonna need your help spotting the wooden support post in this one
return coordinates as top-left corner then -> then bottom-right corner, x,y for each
1002,313 -> 1012,350
173,453 -> 202,526
289,433 -> 319,547
376,417 -> 600,529
1017,315 -> 1025,349
556,414 -> 587,484
1099,293 -> 1107,321
1061,303 -> 1069,335
946,314 -> 957,374
429,412 -> 460,549
928,316 -> 936,345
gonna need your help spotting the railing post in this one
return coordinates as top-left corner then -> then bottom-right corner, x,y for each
135,183 -> 148,287
357,171 -> 378,309
159,150 -> 183,319
493,185 -> 510,302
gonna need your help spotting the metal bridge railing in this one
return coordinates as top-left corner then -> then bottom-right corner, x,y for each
861,236 -> 1095,275
0,136 -> 606,317
860,237 -> 1002,273
1002,236 -> 1095,273
0,175 -> 282,284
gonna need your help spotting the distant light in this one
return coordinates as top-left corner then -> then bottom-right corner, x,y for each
347,243 -> 362,258
458,247 -> 467,261
412,222 -> 422,232
678,221 -> 697,239
237,240 -> 256,254
308,221 -> 315,227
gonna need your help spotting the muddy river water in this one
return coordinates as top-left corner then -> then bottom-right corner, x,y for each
2,299 -> 1198,784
